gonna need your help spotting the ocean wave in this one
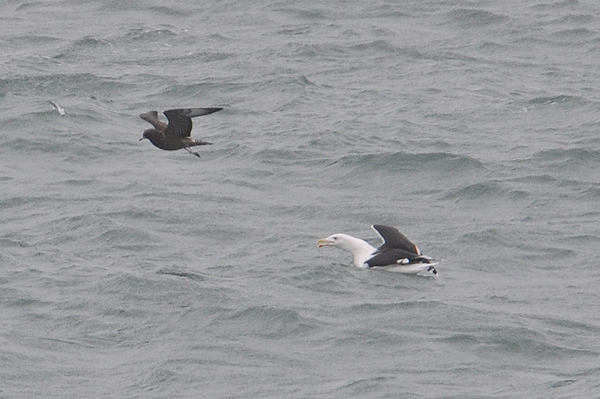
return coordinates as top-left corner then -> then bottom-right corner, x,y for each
481,326 -> 598,359
532,147 -> 600,164
156,267 -> 205,281
211,305 -> 319,339
1,73 -> 133,98
441,181 -> 530,202
443,8 -> 510,28
550,27 -> 598,43
328,151 -> 485,174
526,94 -> 589,107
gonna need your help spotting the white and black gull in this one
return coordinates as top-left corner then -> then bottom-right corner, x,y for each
317,224 -> 438,275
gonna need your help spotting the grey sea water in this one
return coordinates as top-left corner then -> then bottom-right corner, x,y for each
2,0 -> 600,397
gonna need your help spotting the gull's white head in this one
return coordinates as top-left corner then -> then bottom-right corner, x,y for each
317,233 -> 377,268
317,234 -> 354,251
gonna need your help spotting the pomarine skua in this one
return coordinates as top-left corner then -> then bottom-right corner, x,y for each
140,107 -> 222,157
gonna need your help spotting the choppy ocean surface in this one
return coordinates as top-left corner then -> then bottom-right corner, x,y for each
2,0 -> 600,397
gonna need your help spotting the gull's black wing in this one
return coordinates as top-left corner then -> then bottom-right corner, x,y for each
371,224 -> 420,254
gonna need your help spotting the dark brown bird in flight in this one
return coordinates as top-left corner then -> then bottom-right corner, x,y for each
140,107 -> 222,157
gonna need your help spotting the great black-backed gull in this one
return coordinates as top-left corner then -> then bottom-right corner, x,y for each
317,224 -> 438,275
140,107 -> 222,157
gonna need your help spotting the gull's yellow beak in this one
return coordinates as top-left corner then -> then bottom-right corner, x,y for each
317,238 -> 333,248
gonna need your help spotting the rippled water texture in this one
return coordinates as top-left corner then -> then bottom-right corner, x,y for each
2,0 -> 600,398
